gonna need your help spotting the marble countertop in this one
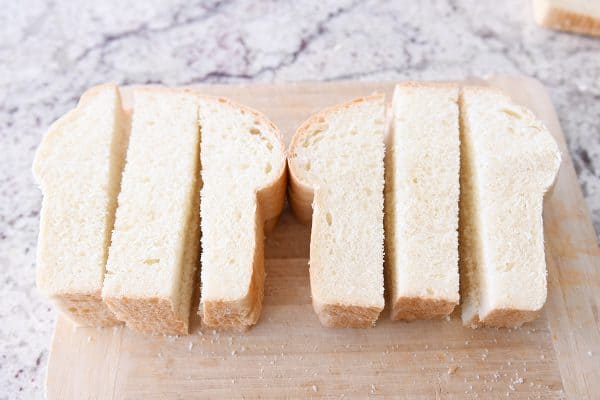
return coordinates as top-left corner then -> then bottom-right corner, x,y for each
1,0 -> 599,398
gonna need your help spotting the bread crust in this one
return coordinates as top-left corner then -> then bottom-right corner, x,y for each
534,0 -> 600,36
197,96 -> 287,331
288,95 -> 385,328
472,308 -> 541,329
105,296 -> 188,335
314,303 -> 382,328
34,83 -> 125,327
391,297 -> 458,321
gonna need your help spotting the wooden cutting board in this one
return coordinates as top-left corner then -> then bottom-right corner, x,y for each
46,77 -> 600,399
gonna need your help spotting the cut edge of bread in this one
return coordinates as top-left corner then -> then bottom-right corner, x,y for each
197,96 -> 287,332
288,94 -> 386,328
458,84 -> 561,329
33,83 -> 128,327
104,181 -> 200,336
385,82 -> 461,322
102,87 -> 201,335
533,0 -> 600,36
199,203 -> 266,332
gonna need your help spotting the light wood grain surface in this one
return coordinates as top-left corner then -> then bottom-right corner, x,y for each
46,77 -> 599,399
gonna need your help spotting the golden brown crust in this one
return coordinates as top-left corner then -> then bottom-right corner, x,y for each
105,296 -> 188,335
391,297 -> 458,321
314,302 -> 382,328
535,1 -> 600,37
201,269 -> 264,333
467,308 -> 542,329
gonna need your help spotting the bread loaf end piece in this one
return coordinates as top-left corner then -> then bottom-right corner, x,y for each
288,95 -> 386,328
33,84 -> 128,327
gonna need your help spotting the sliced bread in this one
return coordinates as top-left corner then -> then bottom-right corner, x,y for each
198,97 -> 287,331
533,0 -> 600,36
385,83 -> 460,321
102,88 -> 200,335
459,86 -> 561,328
288,95 -> 386,328
33,84 -> 128,327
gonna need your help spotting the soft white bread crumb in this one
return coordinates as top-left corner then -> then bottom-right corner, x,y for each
198,97 -> 286,331
33,84 -> 128,327
385,82 -> 460,320
459,86 -> 561,328
533,0 -> 600,36
102,88 -> 200,335
288,95 -> 386,328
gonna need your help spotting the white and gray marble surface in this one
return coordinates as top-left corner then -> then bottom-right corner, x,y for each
1,0 -> 599,398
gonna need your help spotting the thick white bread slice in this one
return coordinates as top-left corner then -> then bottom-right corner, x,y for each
385,83 -> 460,321
288,96 -> 386,328
459,86 -> 561,328
33,84 -> 128,327
102,88 -> 200,335
199,97 -> 286,332
533,0 -> 600,36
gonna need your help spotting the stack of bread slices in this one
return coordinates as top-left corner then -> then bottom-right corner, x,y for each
33,82 -> 560,335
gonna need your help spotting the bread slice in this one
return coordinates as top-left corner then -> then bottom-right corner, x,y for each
459,86 -> 561,328
288,95 -> 386,328
102,88 -> 200,335
533,0 -> 600,36
385,83 -> 460,321
32,84 -> 128,327
198,97 -> 286,332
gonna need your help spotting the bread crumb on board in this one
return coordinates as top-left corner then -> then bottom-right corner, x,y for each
448,366 -> 459,375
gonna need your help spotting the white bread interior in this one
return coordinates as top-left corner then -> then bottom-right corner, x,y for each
33,84 -> 128,327
459,86 -> 561,328
288,96 -> 386,328
198,97 -> 287,332
102,88 -> 200,335
533,0 -> 600,36
385,83 -> 460,321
